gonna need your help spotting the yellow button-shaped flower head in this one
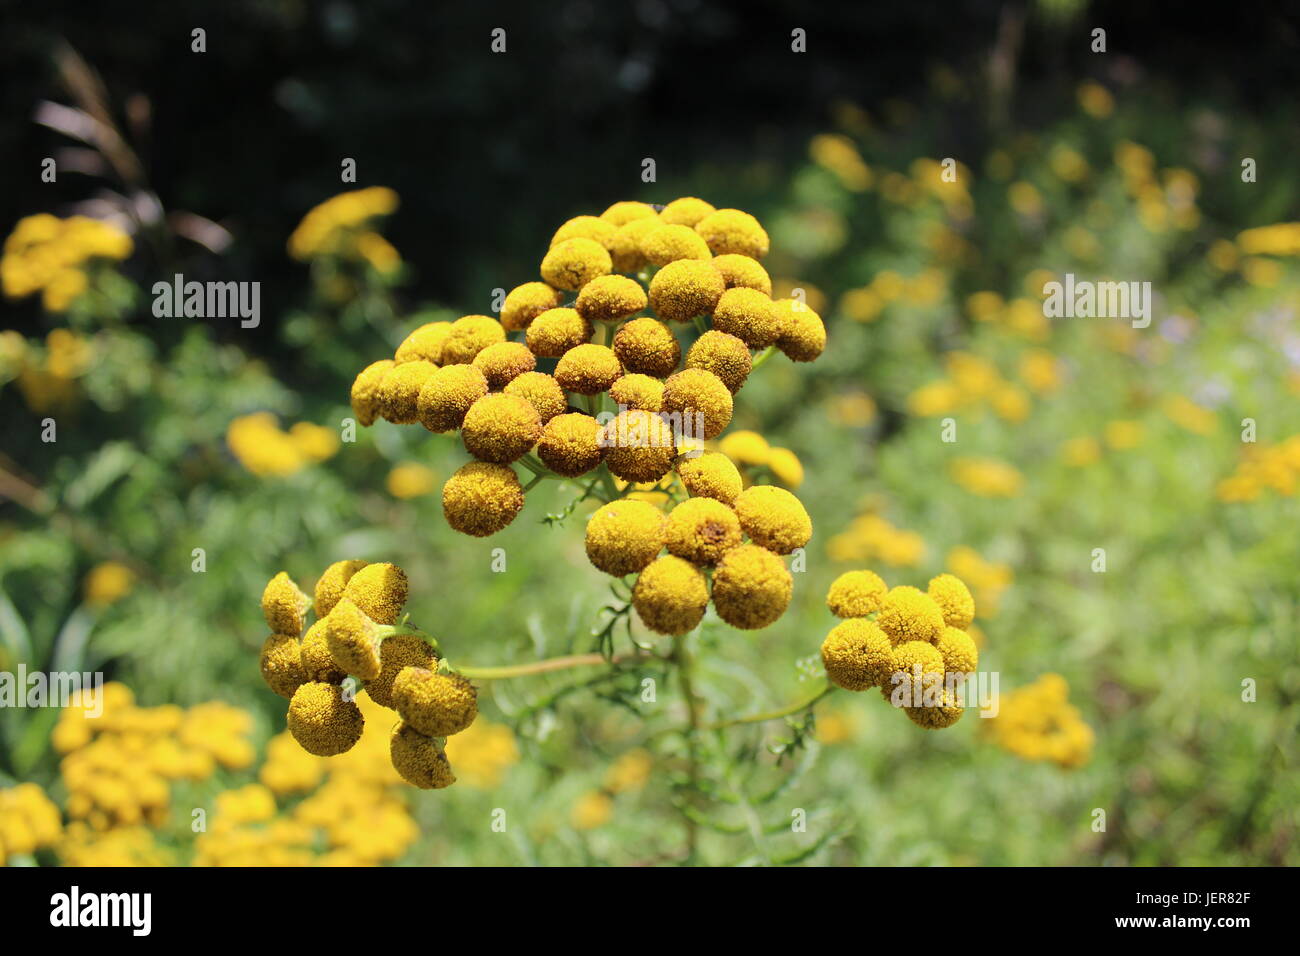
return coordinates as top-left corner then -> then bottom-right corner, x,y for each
585,499 -> 666,576
712,287 -> 780,348
287,682 -> 364,756
648,259 -> 725,323
821,619 -> 893,690
576,274 -> 648,323
613,317 -> 681,377
876,585 -> 946,646
501,282 -> 563,332
775,300 -> 826,362
609,218 -> 660,273
538,412 -> 604,478
733,485 -> 812,554
261,572 -> 311,635
472,341 -> 536,388
934,627 -> 978,679
641,224 -> 712,266
601,409 -> 676,482
632,555 -> 709,635
417,364 -> 490,433
377,360 -> 438,424
503,371 -> 568,423
350,359 -> 394,427
393,667 -> 478,737
555,343 -> 622,395
658,196 -> 716,227
927,573 -> 976,629
442,461 -> 525,537
526,307 -> 593,358
300,619 -> 347,684
686,330 -> 752,392
390,721 -> 456,789
394,321 -> 452,364
826,569 -> 888,618
711,543 -> 792,630
906,688 -> 965,729
441,315 -> 505,365
695,208 -> 770,258
323,598 -> 382,680
882,640 -> 946,705
341,562 -> 408,625
550,215 -> 618,250
541,237 -> 611,291
260,633 -> 307,699
314,559 -> 369,617
461,393 -> 542,464
675,450 -> 743,505
664,497 -> 741,566
600,200 -> 658,226
609,373 -> 665,412
367,634 -> 440,709
711,253 -> 772,296
662,368 -> 733,441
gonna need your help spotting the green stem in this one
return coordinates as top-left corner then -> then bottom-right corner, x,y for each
449,651 -> 639,680
673,630 -> 703,862
522,473 -> 546,492
750,345 -> 777,372
692,314 -> 709,336
702,683 -> 834,731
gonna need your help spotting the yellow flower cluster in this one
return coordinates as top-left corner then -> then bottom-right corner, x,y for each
287,187 -> 401,269
826,510 -> 925,567
3,328 -> 94,413
257,561 -> 478,790
1236,222 -> 1300,257
1112,142 -> 1201,233
1,213 -> 132,311
586,479 -> 811,634
347,198 -> 825,542
83,560 -> 136,607
949,456 -> 1025,498
838,266 -> 953,323
963,290 -> 1051,341
1216,435 -> 1300,502
809,134 -> 873,191
53,682 -> 254,832
226,412 -> 339,477
58,825 -> 172,867
819,569 -> 980,729
570,748 -> 654,830
0,783 -> 62,863
716,430 -> 805,489
908,351 -> 1035,422
945,546 -> 1012,619
983,673 -> 1094,768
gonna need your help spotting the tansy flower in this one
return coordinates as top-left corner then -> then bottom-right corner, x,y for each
641,224 -> 712,265
554,343 -> 622,395
882,640 -> 945,704
503,371 -> 568,423
324,598 -> 383,679
538,412 -> 604,477
632,555 -> 709,635
395,321 -> 452,365
550,215 -> 618,250
766,447 -> 804,488
300,620 -> 347,684
541,237 -> 611,291
609,218 -> 660,273
389,722 -> 456,789
472,341 -> 536,388
526,307 -> 593,357
605,748 -> 654,793
367,635 -> 440,708
600,200 -> 658,225
711,287 -> 780,348
461,393 -> 543,464
386,462 -> 438,499
658,196 -> 716,227
949,457 -> 1024,497
711,544 -> 792,630
927,573 -> 975,629
378,360 -> 439,424
821,618 -> 893,690
775,301 -> 826,362
443,718 -> 519,788
442,461 -> 525,536
676,450 -> 743,504
287,683 -> 365,757
418,364 -> 490,432
501,282 -> 563,332
341,562 -> 408,626
718,430 -> 770,467
571,790 -> 614,830
392,667 -> 477,737
609,373 -> 665,412
575,274 -> 647,323
441,315 -> 505,365
732,485 -> 812,554
612,317 -> 681,377
262,572 -> 311,636
260,634 -> 307,699
1061,436 -> 1101,467
350,360 -> 394,427
826,569 -> 887,618
695,208 -> 770,258
686,330 -> 752,392
906,688 -> 964,729
314,559 -> 368,617
934,627 -> 978,677
84,561 -> 135,607
601,409 -> 677,482
585,499 -> 665,576
711,253 -> 772,296
663,497 -> 741,566
648,259 -> 725,323
876,586 -> 945,646
662,368 -> 733,440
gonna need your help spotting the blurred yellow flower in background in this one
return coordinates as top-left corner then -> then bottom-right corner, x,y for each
571,790 -> 614,830
828,511 -> 926,567
1077,80 -> 1115,119
84,560 -> 136,607
809,133 -> 873,191
604,748 -> 653,793
226,412 -> 339,476
444,718 -> 519,789
1060,436 -> 1102,468
1103,419 -> 1145,450
984,673 -> 1094,769
386,462 -> 438,499
946,546 -> 1012,617
288,186 -> 400,263
1,214 -> 132,311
